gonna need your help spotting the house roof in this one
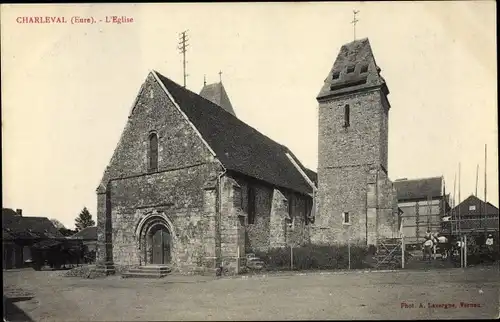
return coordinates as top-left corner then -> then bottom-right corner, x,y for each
199,82 -> 236,116
154,71 -> 314,195
317,38 -> 389,100
70,226 -> 97,240
451,195 -> 499,217
303,168 -> 318,185
393,177 -> 443,201
2,208 -> 64,240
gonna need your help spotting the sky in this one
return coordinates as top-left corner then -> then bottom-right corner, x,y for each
1,2 -> 497,229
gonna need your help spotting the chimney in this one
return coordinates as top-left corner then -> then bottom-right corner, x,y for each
16,209 -> 22,216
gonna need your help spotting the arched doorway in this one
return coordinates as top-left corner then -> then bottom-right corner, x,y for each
136,212 -> 176,266
149,225 -> 172,264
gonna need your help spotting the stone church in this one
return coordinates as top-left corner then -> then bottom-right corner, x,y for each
96,37 -> 401,275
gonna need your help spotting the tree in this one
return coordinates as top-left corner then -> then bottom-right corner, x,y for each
75,207 -> 95,232
50,218 -> 66,229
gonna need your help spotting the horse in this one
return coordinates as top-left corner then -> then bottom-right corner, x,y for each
435,236 -> 453,259
422,239 -> 434,262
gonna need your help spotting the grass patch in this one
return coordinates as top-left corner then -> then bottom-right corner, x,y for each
252,244 -> 373,271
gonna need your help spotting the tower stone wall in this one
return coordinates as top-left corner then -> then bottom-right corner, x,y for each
312,38 -> 398,246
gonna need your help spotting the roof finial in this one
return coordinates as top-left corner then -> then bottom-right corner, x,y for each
203,74 -> 206,86
219,70 -> 222,83
351,10 -> 359,41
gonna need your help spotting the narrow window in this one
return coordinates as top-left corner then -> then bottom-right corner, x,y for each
233,186 -> 242,209
344,104 -> 350,127
360,64 -> 368,73
343,212 -> 350,225
346,65 -> 355,73
148,133 -> 158,172
304,198 -> 311,225
288,193 -> 294,216
248,185 -> 256,224
332,72 -> 340,80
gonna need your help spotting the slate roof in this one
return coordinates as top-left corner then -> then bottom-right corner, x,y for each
393,177 -> 443,201
2,208 -> 64,240
155,71 -> 314,195
70,226 -> 97,240
317,38 -> 389,100
199,82 -> 236,116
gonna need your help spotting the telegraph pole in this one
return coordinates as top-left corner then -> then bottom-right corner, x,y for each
484,144 -> 488,234
475,164 -> 479,196
178,30 -> 189,88
458,163 -> 461,236
484,144 -> 487,205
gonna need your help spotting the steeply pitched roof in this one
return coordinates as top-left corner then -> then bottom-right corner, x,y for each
452,195 -> 499,217
2,208 -> 64,240
199,82 -> 236,116
154,71 -> 313,195
317,38 -> 389,100
70,226 -> 97,240
393,177 -> 443,201
303,168 -> 318,186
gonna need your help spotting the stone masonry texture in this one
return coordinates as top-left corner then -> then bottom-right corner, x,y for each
97,72 -> 313,275
313,85 -> 398,245
97,39 -> 401,274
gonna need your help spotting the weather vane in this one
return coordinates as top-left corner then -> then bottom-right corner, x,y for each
351,10 -> 359,41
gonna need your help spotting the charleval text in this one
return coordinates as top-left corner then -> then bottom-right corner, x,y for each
16,16 -> 134,25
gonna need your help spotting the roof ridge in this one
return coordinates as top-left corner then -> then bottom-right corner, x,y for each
155,71 -> 293,156
155,71 -> 312,195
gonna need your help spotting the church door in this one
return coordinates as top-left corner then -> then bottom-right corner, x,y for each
151,226 -> 172,264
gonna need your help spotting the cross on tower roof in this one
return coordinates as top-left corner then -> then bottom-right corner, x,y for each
219,70 -> 222,83
351,10 -> 359,41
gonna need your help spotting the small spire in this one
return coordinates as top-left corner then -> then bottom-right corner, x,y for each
219,70 -> 222,83
203,74 -> 206,86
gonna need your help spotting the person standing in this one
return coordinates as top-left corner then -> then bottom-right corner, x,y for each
485,234 -> 494,251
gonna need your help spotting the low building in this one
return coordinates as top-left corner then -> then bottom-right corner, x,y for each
393,177 -> 450,245
442,195 -> 499,244
2,208 -> 64,269
69,226 -> 97,252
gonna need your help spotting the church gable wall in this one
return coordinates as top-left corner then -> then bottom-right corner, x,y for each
101,73 -> 215,181
100,73 -> 222,272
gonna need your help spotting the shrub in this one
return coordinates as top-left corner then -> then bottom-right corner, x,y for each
251,244 -> 371,271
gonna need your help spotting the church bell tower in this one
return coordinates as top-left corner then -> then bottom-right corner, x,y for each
313,38 -> 395,246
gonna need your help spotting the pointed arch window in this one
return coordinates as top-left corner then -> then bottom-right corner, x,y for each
344,104 -> 350,128
148,133 -> 158,172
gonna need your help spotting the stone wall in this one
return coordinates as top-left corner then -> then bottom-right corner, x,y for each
97,71 -> 314,275
97,72 -> 222,273
218,175 -> 246,274
314,85 -> 390,246
284,192 -> 311,247
313,165 -> 369,245
376,168 -> 399,240
317,90 -> 386,172
230,173 -> 312,253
